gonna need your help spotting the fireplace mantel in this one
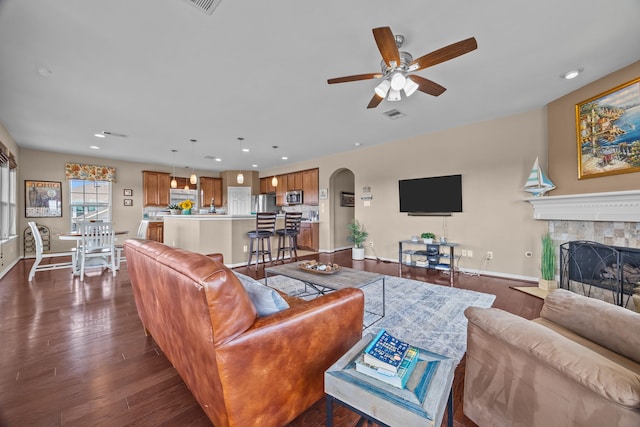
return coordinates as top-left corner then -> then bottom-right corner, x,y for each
526,190 -> 640,222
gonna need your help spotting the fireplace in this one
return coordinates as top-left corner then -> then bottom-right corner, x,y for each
560,241 -> 640,307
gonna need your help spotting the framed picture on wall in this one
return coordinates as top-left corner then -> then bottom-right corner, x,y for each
25,180 -> 62,217
340,191 -> 355,207
576,77 -> 640,179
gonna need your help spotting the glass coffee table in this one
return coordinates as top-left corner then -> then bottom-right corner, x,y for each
264,261 -> 385,327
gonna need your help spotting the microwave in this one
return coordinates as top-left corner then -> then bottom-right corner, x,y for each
285,190 -> 303,205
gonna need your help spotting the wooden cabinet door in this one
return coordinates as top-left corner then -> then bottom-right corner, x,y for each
260,178 -> 269,194
299,223 -> 311,249
147,222 -> 164,243
143,171 -> 170,207
302,168 -> 319,205
200,177 -> 222,207
275,174 -> 287,206
293,172 -> 303,190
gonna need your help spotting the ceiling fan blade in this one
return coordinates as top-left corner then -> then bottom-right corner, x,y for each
367,94 -> 384,109
327,73 -> 383,84
408,75 -> 447,97
408,37 -> 478,72
373,27 -> 401,68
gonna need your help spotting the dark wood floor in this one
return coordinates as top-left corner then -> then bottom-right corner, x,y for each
0,250 -> 543,427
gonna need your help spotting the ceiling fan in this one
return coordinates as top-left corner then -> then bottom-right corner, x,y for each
327,27 -> 477,109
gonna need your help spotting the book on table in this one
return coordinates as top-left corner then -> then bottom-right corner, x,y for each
363,329 -> 410,373
356,346 -> 421,388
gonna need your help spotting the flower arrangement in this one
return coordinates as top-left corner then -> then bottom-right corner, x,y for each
179,200 -> 193,211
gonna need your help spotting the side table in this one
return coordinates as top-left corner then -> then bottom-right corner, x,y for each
325,334 -> 455,427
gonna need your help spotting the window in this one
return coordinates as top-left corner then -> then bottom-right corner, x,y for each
0,161 -> 17,240
69,179 -> 112,230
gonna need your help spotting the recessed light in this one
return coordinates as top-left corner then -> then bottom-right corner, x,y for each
90,146 -> 100,150
281,156 -> 288,160
215,158 -> 222,162
562,69 -> 583,80
354,142 -> 361,147
252,164 -> 258,168
242,148 -> 250,152
94,133 -> 106,138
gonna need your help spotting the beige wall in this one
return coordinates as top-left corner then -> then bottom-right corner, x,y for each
263,109 -> 549,280
0,120 -> 20,275
17,148 -> 219,253
548,60 -> 640,194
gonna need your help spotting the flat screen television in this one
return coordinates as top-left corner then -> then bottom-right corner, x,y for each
398,174 -> 462,215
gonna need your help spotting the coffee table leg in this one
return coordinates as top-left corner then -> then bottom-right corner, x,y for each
447,388 -> 453,427
326,395 -> 334,427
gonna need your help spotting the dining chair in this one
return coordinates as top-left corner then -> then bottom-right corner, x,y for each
246,212 -> 277,271
276,212 -> 303,263
78,221 -> 117,281
27,222 -> 76,281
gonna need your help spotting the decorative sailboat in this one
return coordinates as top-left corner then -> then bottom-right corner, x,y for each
524,157 -> 556,197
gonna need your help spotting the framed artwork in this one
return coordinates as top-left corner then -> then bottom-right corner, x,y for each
123,189 -> 133,196
25,180 -> 62,217
340,191 -> 355,207
576,77 -> 640,179
124,199 -> 133,206
319,188 -> 328,200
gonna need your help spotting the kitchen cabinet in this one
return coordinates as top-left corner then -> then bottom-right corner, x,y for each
302,168 -> 319,205
298,222 -> 319,251
174,177 -> 196,190
287,172 -> 303,191
261,176 -> 277,194
200,177 -> 222,207
275,174 -> 288,206
147,221 -> 164,243
143,171 -> 170,207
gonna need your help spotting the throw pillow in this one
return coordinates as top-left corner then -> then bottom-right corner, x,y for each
233,272 -> 290,316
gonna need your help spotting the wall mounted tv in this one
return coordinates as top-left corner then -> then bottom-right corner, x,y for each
398,174 -> 462,215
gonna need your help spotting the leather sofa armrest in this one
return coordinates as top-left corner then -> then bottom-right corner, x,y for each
465,306 -> 640,408
214,288 -> 365,425
204,253 -> 224,263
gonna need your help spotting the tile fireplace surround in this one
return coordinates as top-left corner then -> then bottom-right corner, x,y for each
528,190 -> 640,306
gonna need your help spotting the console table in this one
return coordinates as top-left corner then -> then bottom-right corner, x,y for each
399,240 -> 458,286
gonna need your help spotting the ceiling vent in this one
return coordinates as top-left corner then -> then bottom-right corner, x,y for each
382,109 -> 406,120
181,0 -> 222,15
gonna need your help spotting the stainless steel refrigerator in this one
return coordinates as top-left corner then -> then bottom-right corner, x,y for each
251,193 -> 277,213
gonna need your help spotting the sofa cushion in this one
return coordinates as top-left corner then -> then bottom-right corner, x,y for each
233,272 -> 290,316
541,289 -> 640,364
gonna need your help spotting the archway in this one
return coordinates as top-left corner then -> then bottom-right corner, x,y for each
329,168 -> 355,251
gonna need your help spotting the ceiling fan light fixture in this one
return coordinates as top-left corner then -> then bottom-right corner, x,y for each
390,72 -> 406,91
403,78 -> 419,96
387,89 -> 402,102
374,79 -> 391,98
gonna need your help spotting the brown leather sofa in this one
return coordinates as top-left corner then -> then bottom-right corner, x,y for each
124,239 -> 365,427
464,289 -> 640,427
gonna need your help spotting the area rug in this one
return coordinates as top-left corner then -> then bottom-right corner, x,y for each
263,275 -> 496,364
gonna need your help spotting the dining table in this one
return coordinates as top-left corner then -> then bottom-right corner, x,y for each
58,230 -> 129,275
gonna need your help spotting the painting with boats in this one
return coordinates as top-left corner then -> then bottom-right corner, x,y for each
576,77 -> 640,179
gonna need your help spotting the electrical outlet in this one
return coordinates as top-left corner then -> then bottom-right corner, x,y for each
369,241 -> 374,247
461,249 -> 468,257
486,251 -> 493,260
243,245 -> 248,253
468,250 -> 473,258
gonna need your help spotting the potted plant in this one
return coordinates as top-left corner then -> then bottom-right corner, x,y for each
179,199 -> 193,215
539,233 -> 557,290
168,204 -> 182,215
421,232 -> 435,244
347,219 -> 368,260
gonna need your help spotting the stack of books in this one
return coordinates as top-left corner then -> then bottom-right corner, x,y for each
355,329 -> 421,389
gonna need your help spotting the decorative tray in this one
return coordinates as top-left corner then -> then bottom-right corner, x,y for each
298,261 -> 341,274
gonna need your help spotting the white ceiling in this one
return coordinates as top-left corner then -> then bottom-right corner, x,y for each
0,0 -> 639,173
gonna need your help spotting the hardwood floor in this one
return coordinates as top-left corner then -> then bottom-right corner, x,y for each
0,250 -> 543,427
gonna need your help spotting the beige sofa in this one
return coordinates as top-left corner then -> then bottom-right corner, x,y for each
464,289 -> 640,427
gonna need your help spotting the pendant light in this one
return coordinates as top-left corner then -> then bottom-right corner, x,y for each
237,171 -> 244,184
170,149 -> 178,189
271,175 -> 278,187
189,139 -> 197,185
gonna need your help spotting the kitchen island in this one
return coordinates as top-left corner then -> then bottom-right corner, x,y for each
163,214 -> 285,267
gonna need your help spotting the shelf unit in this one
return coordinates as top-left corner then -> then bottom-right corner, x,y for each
398,240 -> 458,286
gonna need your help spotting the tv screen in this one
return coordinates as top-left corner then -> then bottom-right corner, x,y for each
398,174 -> 462,214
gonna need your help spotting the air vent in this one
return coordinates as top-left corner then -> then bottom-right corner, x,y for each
382,109 -> 406,120
181,0 -> 222,15
101,131 -> 128,138
203,155 -> 217,160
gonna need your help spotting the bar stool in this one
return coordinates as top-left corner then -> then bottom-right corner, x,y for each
247,212 -> 277,271
276,212 -> 303,263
